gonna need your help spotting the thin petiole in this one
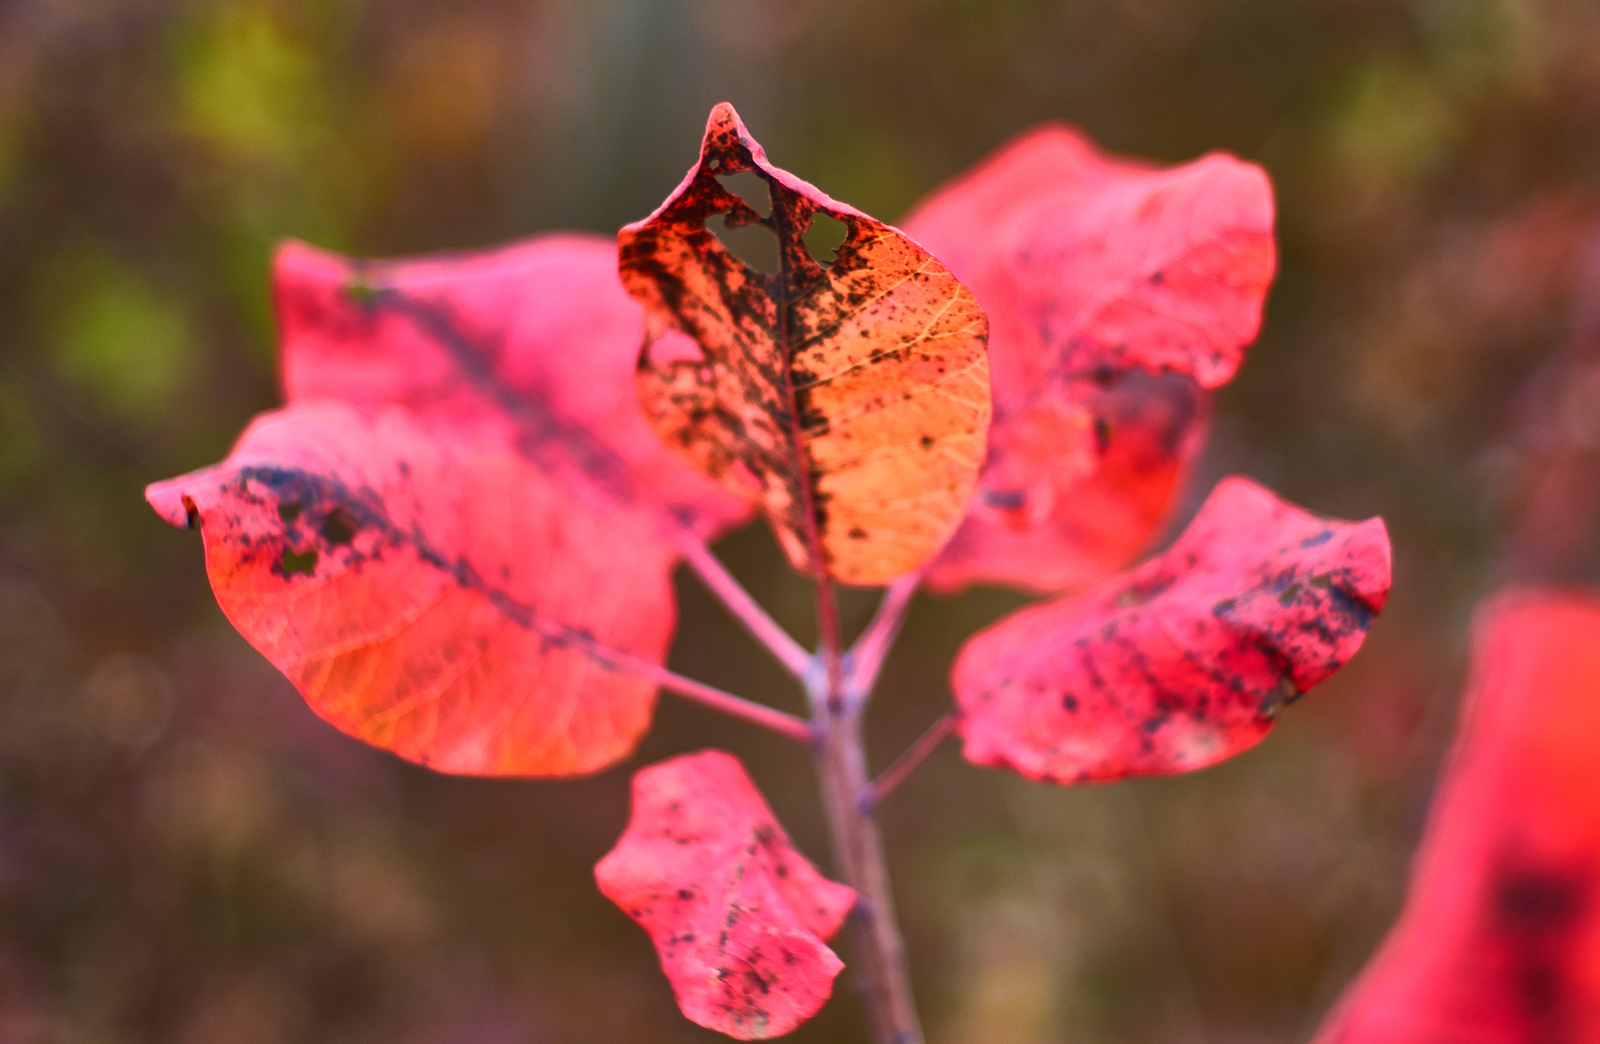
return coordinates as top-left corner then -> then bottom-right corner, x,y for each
599,646 -> 815,744
676,534 -> 813,678
865,711 -> 958,808
845,570 -> 923,702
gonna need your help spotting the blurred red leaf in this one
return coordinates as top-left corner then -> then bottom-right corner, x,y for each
595,749 -> 856,1039
621,102 -> 991,585
1314,590 -> 1600,1044
951,477 -> 1389,784
903,125 -> 1276,593
148,235 -> 749,776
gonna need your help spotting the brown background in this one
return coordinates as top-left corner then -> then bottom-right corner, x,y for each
3,0 -> 1600,1041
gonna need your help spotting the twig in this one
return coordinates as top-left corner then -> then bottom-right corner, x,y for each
608,652 -> 814,744
866,711 -> 957,808
846,570 -> 923,702
676,534 -> 814,678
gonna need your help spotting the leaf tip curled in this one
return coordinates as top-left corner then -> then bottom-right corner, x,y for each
596,749 -> 854,1039
145,476 -> 194,529
951,475 -> 1390,785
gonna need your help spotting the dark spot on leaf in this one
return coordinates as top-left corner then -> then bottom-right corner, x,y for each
1278,581 -> 1303,605
1062,694 -> 1079,712
1093,417 -> 1113,453
321,507 -> 358,546
279,547 -> 318,576
847,526 -> 868,540
1148,269 -> 1165,285
920,435 -> 935,448
277,500 -> 303,523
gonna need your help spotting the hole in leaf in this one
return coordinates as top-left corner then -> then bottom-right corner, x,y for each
803,212 -> 847,267
709,171 -> 779,275
718,170 -> 770,215
280,547 -> 318,576
710,215 -> 779,274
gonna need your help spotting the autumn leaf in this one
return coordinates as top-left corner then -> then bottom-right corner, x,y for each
1313,590 -> 1600,1044
148,234 -> 750,776
620,102 -> 992,586
902,124 -> 1276,594
595,750 -> 857,1039
951,477 -> 1389,784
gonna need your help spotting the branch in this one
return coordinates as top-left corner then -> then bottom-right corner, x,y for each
602,648 -> 815,744
675,534 -> 813,678
845,570 -> 923,702
866,711 -> 958,808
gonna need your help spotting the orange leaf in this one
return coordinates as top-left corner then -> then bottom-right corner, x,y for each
596,750 -> 856,1039
620,103 -> 992,585
904,125 -> 1276,593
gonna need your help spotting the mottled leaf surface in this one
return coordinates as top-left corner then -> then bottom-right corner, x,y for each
148,403 -> 680,776
274,234 -> 749,539
621,102 -> 991,585
1315,591 -> 1600,1044
903,125 -> 1276,593
595,750 -> 856,1039
951,477 -> 1389,784
149,234 -> 747,776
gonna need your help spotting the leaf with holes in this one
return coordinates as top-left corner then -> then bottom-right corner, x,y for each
621,102 -> 991,586
902,124 -> 1276,594
1314,590 -> 1600,1044
595,749 -> 857,1039
951,477 -> 1389,784
148,234 -> 750,776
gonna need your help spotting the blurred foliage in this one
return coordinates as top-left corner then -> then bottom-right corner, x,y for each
1,0 -> 1598,1041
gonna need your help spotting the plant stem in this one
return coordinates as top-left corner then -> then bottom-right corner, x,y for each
847,571 -> 922,700
867,710 -> 957,807
601,651 -> 815,744
769,174 -> 922,1043
676,534 -> 813,678
813,685 -> 925,1044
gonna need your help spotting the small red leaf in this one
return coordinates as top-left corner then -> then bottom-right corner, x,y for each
595,750 -> 856,1040
903,125 -> 1276,593
148,402 -> 676,776
621,103 -> 991,585
951,476 -> 1390,784
1313,591 -> 1600,1044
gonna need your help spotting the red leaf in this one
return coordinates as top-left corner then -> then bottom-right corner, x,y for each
1313,590 -> 1600,1044
148,234 -> 749,776
902,125 -> 1276,593
950,477 -> 1389,784
621,103 -> 992,585
274,234 -> 748,540
595,750 -> 856,1039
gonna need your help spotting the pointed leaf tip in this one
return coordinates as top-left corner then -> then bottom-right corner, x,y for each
906,124 -> 1277,594
1313,590 -> 1600,1044
596,750 -> 855,1039
951,476 -> 1390,784
621,105 -> 992,586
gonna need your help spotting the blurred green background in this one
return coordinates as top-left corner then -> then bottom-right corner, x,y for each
3,0 -> 1600,1041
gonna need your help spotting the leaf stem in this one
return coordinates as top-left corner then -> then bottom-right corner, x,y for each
846,571 -> 923,702
600,650 -> 815,744
866,711 -> 957,808
812,688 -> 925,1044
676,534 -> 813,677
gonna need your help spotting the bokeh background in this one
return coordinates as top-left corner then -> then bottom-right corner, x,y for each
3,0 -> 1600,1041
